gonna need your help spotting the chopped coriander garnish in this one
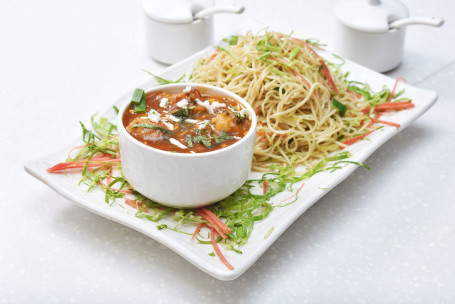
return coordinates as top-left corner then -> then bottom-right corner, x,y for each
213,130 -> 234,143
179,122 -> 189,131
132,123 -> 170,134
193,135 -> 212,148
186,134 -> 193,148
172,108 -> 189,117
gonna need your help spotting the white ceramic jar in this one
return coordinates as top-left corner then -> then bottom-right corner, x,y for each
142,0 -> 214,65
333,0 -> 443,73
142,0 -> 244,65
117,83 -> 257,208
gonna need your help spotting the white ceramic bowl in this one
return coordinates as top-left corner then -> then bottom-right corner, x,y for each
117,83 -> 257,208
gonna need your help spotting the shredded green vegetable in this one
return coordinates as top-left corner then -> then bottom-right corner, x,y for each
66,112 -> 369,252
223,35 -> 239,46
289,46 -> 301,60
143,70 -> 186,85
332,98 -> 347,116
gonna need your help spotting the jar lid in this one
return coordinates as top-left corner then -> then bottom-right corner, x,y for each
142,0 -> 214,24
335,0 -> 409,33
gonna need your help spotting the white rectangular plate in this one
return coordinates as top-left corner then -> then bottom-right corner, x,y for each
24,46 -> 437,281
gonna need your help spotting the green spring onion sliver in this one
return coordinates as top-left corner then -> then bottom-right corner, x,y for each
131,88 -> 146,113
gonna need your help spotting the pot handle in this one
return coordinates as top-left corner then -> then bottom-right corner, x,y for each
193,5 -> 245,20
389,17 -> 444,30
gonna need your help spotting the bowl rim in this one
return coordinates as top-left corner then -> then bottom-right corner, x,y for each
117,83 -> 257,158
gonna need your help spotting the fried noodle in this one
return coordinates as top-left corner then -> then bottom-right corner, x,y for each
191,31 -> 370,171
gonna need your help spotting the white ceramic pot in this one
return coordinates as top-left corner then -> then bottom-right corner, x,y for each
117,83 -> 257,208
142,0 -> 244,65
333,0 -> 444,73
333,19 -> 407,73
144,16 -> 213,65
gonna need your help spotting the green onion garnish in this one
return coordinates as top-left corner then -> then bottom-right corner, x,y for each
289,46 -> 301,60
131,88 -> 146,113
332,98 -> 347,116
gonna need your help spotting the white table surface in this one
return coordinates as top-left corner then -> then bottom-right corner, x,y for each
1,0 -> 454,302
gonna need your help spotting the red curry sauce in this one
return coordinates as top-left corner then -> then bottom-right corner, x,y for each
122,86 -> 252,153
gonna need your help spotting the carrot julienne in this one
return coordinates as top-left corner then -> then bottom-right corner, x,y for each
201,208 -> 231,234
263,180 -> 269,195
318,58 -> 339,94
192,222 -> 204,240
340,129 -> 377,148
208,48 -> 219,62
276,182 -> 305,206
98,180 -> 134,194
289,37 -> 338,93
196,210 -> 227,239
106,165 -> 113,185
210,228 -> 234,270
290,66 -> 313,89
346,90 -> 361,99
370,117 -> 401,128
124,198 -> 148,212
361,101 -> 414,114
268,56 -> 312,88
46,158 -> 120,173
387,77 -> 407,103
375,101 -> 413,109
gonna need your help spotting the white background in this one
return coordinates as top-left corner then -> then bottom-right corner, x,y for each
1,0 -> 454,302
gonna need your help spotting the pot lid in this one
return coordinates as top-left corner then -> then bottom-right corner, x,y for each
335,0 -> 409,33
142,0 -> 214,24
